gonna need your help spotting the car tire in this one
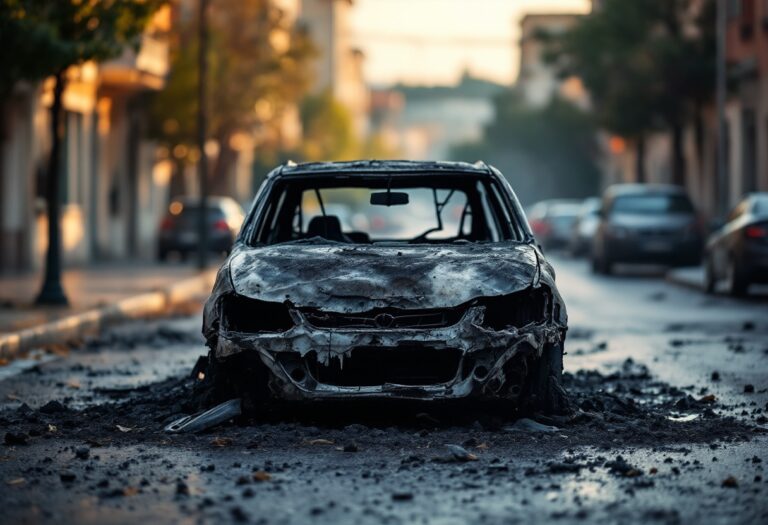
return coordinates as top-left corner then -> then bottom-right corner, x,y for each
194,351 -> 270,413
704,256 -> 717,294
592,252 -> 612,275
726,256 -> 749,297
522,341 -> 570,416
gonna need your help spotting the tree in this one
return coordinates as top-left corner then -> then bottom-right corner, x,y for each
149,0 -> 315,195
300,91 -> 358,161
543,0 -> 715,183
0,0 -> 163,305
451,92 -> 601,204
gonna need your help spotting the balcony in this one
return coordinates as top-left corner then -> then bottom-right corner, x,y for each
99,33 -> 170,92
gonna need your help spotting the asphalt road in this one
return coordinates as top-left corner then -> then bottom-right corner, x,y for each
1,255 -> 767,525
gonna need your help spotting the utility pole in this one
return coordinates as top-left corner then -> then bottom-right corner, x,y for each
197,0 -> 209,270
716,0 -> 728,217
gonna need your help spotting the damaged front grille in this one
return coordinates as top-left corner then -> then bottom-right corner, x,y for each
302,307 -> 465,330
305,346 -> 462,386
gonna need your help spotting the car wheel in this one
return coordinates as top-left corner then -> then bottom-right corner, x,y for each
195,351 -> 271,413
726,256 -> 749,297
593,252 -> 612,275
521,341 -> 570,416
704,256 -> 717,294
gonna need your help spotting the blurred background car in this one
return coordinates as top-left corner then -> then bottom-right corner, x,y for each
157,197 -> 244,261
527,199 -> 583,250
704,193 -> 768,296
592,184 -> 702,274
569,197 -> 601,257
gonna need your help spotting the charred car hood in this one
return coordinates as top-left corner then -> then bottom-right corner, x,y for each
229,242 -> 542,312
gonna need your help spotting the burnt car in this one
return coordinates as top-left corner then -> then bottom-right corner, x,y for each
705,193 -> 768,296
200,161 -> 569,413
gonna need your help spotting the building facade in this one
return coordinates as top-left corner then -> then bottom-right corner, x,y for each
300,0 -> 370,137
0,6 -> 172,273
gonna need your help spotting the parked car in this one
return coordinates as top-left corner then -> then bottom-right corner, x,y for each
527,199 -> 583,250
704,193 -> 768,296
569,197 -> 601,257
158,197 -> 244,261
592,184 -> 702,274
199,161 -> 569,414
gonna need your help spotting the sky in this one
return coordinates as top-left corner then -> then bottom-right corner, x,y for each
349,0 -> 591,87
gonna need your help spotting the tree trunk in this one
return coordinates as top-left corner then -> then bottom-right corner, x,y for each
36,70 -> 69,306
211,132 -> 236,196
671,121 -> 686,186
169,156 -> 187,202
636,135 -> 646,183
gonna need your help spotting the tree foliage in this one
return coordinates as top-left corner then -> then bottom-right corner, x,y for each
0,0 -> 162,97
452,92 -> 601,204
149,0 -> 315,184
299,90 -> 358,161
543,0 -> 716,181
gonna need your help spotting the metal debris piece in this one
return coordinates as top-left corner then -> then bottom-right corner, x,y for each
164,398 -> 242,434
504,418 -> 559,433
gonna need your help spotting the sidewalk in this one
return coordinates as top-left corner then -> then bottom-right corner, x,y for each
0,262 -> 218,357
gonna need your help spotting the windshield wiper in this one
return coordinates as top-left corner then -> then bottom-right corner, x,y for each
409,188 -> 455,243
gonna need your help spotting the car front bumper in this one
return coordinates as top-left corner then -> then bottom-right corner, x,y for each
213,306 -> 565,401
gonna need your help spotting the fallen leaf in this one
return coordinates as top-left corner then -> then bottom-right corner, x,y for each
649,467 -> 658,475
475,443 -> 489,450
116,425 -> 133,433
722,476 -> 738,488
6,478 -> 25,486
698,394 -> 716,404
0,358 -> 10,367
625,469 -> 643,478
123,486 -> 139,496
211,437 -> 233,447
47,424 -> 57,433
66,379 -> 81,390
6,393 -> 19,401
252,471 -> 271,482
306,438 -> 334,446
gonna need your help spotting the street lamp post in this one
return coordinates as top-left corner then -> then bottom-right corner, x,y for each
197,0 -> 209,270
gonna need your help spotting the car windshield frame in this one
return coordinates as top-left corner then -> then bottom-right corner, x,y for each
243,172 -> 529,246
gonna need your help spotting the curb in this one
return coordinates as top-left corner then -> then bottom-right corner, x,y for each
0,270 -> 217,359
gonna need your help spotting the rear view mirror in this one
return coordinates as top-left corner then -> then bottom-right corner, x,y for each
370,191 -> 409,206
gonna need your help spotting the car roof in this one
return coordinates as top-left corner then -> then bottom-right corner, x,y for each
604,184 -> 689,198
272,160 -> 493,177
